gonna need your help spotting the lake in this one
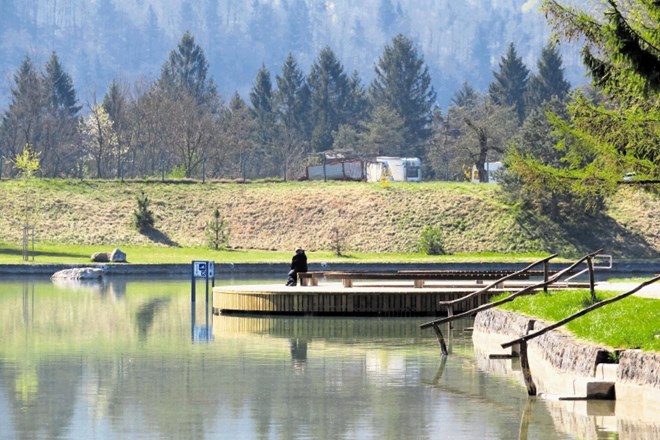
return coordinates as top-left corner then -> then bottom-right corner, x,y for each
0,275 -> 653,439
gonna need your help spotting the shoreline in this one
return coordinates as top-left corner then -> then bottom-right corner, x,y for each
472,309 -> 660,423
0,259 -> 657,276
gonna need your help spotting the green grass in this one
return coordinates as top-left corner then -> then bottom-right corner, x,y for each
0,241 -> 552,264
494,289 -> 660,351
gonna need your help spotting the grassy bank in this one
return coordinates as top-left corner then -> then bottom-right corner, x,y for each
0,241 -> 553,265
494,289 -> 660,351
0,179 -> 658,261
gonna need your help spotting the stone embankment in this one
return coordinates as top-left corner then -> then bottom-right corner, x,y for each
473,308 -> 660,420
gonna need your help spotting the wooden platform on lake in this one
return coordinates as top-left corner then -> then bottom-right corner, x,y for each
213,279 -> 588,317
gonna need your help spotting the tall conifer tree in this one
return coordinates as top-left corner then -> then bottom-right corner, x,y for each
0,56 -> 45,169
159,31 -> 217,108
44,52 -> 81,118
250,65 -> 278,175
488,43 -> 530,122
370,34 -> 436,157
307,47 -> 352,152
525,43 -> 571,111
275,53 -> 311,177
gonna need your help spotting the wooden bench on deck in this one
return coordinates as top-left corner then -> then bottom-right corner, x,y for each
299,270 -> 531,288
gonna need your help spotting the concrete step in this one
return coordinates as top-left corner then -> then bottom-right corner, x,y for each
594,363 -> 618,382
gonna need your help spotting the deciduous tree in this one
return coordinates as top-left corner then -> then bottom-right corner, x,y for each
442,92 -> 518,183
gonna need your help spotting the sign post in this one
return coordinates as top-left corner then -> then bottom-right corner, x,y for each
191,260 -> 215,342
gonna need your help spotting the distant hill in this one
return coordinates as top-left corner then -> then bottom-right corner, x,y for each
0,180 -> 656,259
0,0 -> 586,110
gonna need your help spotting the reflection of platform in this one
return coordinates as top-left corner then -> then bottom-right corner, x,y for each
213,314 -> 473,337
213,281 -> 560,316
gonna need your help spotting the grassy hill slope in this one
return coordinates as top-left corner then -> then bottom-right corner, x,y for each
0,179 -> 657,258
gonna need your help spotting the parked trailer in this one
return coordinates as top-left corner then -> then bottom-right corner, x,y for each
366,157 -> 422,182
306,159 -> 364,181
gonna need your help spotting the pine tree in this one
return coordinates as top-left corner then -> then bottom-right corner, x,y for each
250,65 -> 278,177
521,0 -> 660,194
206,207 -> 229,250
525,44 -> 571,111
275,53 -> 310,139
503,98 -> 570,219
159,31 -> 217,108
102,79 -> 126,130
370,34 -> 436,157
275,53 -> 311,179
362,104 -> 405,156
40,52 -> 81,176
0,56 -> 46,175
488,43 -> 530,122
347,70 -> 370,126
250,64 -> 276,145
44,52 -> 81,118
452,82 -> 479,108
544,0 -> 660,97
133,191 -> 155,232
307,47 -> 352,152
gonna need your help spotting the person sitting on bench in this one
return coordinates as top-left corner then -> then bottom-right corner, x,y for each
286,247 -> 307,286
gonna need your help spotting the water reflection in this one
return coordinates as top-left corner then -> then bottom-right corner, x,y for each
289,338 -> 308,373
0,277 -> 657,439
136,297 -> 170,342
472,331 -> 660,440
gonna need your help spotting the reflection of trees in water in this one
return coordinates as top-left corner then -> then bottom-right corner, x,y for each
2,294 -> 590,440
136,297 -> 170,342
1,359 -> 82,439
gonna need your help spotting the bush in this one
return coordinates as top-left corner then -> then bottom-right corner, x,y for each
133,191 -> 155,232
418,225 -> 445,255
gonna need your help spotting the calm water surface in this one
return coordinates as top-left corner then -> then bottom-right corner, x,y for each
0,275 -> 646,439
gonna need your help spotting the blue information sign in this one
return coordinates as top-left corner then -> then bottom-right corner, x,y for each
193,261 -> 214,278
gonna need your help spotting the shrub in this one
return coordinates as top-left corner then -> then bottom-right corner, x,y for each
418,225 -> 445,255
133,191 -> 155,232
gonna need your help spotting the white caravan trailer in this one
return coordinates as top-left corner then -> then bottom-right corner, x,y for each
366,157 -> 422,183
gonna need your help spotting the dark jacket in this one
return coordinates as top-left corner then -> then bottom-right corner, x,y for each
291,252 -> 308,273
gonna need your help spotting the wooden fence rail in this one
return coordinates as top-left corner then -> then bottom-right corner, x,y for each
419,249 -> 603,356
438,254 -> 558,308
419,249 -> 602,330
499,273 -> 660,396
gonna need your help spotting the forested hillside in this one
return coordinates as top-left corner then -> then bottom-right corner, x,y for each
0,0 -> 583,108
1,0 -> 657,237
